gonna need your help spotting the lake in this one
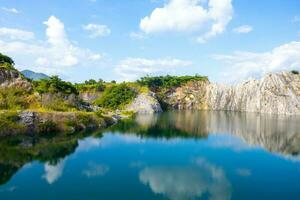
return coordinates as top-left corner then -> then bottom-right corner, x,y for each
0,110 -> 300,200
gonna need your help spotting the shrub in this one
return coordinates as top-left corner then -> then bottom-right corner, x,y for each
0,112 -> 25,135
0,53 -> 14,65
33,76 -> 78,95
137,75 -> 208,90
291,70 -> 299,75
0,87 -> 30,110
94,83 -> 137,109
75,79 -> 106,92
38,120 -> 58,134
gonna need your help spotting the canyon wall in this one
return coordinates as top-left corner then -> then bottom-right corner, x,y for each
161,72 -> 300,115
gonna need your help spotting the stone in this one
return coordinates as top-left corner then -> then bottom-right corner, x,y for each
126,92 -> 162,114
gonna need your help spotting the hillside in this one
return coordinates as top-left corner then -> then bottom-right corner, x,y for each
21,70 -> 49,80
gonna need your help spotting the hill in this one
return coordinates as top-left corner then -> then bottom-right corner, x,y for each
21,70 -> 49,80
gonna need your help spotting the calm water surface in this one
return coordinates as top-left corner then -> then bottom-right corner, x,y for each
1,111 -> 300,200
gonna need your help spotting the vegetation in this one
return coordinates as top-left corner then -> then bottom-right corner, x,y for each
75,79 -> 106,92
0,53 -> 14,66
94,83 -> 137,109
33,76 -> 78,95
291,70 -> 299,75
0,87 -> 32,110
137,75 -> 208,90
0,112 -> 26,135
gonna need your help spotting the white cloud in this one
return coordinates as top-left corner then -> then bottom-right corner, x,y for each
0,16 -> 103,75
43,159 -> 66,184
139,158 -> 232,200
115,57 -> 192,81
1,7 -> 19,14
232,25 -> 253,34
140,0 -> 233,43
83,23 -> 111,38
213,41 -> 300,82
0,27 -> 34,40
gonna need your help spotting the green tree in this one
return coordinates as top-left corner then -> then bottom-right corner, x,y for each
0,53 -> 14,65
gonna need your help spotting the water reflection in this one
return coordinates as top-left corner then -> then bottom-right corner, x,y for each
0,110 -> 300,199
43,159 -> 66,184
111,111 -> 300,156
139,158 -> 231,200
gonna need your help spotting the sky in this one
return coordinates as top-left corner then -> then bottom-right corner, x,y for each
0,0 -> 299,83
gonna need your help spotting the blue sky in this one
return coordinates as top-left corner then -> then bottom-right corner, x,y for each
0,0 -> 299,83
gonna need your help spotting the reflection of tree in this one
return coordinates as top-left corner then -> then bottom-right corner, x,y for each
139,158 -> 231,200
109,113 -> 208,139
0,131 -> 102,185
111,111 -> 300,156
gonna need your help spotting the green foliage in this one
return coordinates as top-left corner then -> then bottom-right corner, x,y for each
75,79 -> 106,92
33,76 -> 78,95
0,87 -> 30,110
137,75 -> 208,90
0,53 -> 14,65
291,70 -> 299,75
94,83 -> 137,109
38,120 -> 58,134
0,112 -> 25,135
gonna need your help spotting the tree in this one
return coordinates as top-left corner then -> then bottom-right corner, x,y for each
0,53 -> 14,65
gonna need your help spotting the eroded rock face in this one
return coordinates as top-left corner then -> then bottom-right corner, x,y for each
126,92 -> 162,114
79,92 -> 101,103
163,72 -> 300,115
0,68 -> 32,91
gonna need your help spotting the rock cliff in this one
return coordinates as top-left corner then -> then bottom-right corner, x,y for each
161,72 -> 300,115
126,92 -> 162,114
0,66 -> 32,91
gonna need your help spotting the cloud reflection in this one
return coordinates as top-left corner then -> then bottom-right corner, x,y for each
82,162 -> 109,178
43,159 -> 66,184
139,158 -> 231,200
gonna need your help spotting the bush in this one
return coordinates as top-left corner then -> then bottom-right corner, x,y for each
291,70 -> 299,75
137,75 -> 208,90
75,79 -> 106,92
0,87 -> 31,110
0,53 -> 14,65
0,112 -> 25,135
38,120 -> 58,134
33,76 -> 78,95
94,83 -> 137,109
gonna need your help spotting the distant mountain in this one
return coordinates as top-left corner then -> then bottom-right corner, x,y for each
21,70 -> 49,80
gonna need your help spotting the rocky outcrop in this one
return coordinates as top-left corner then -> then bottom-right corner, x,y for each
0,67 -> 32,91
162,72 -> 300,115
79,92 -> 101,103
126,92 -> 162,114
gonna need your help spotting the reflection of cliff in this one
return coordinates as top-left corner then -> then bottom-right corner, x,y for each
132,111 -> 300,156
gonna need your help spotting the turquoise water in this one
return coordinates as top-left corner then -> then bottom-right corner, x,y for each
1,111 -> 300,200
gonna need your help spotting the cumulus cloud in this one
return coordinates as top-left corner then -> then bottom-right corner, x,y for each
1,7 -> 19,14
212,41 -> 300,82
139,158 -> 232,200
0,16 -> 102,75
0,27 -> 34,40
140,0 -> 233,43
115,57 -> 192,81
43,159 -> 66,184
83,23 -> 111,38
232,25 -> 253,34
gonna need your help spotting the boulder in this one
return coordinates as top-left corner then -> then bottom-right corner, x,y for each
126,92 -> 162,114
